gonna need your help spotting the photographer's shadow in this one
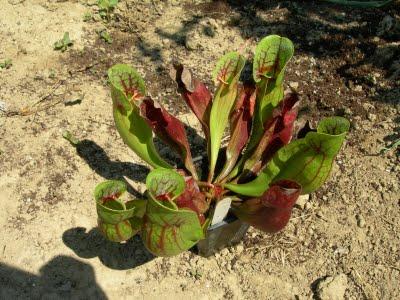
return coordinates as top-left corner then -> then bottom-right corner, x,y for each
63,227 -> 154,270
0,256 -> 107,299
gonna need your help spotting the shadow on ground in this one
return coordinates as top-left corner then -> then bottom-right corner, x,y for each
74,139 -> 149,197
75,129 -> 206,185
0,256 -> 107,299
63,227 -> 154,270
224,0 -> 398,60
224,0 -> 400,105
155,0 -> 399,105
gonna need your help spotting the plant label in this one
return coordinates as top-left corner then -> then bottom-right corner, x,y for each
211,197 -> 232,226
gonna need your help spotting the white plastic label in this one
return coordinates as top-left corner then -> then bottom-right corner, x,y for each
211,197 -> 232,226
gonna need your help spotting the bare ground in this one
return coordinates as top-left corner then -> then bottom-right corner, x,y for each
0,1 -> 399,299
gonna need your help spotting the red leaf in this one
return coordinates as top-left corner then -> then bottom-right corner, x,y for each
272,93 -> 299,144
232,180 -> 301,233
175,177 -> 208,224
171,64 -> 212,139
230,84 -> 256,147
244,93 -> 300,177
140,98 -> 198,179
216,84 -> 256,181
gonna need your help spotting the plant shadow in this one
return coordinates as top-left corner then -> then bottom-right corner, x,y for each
63,227 -> 154,270
0,255 -> 107,299
76,130 -> 206,185
75,139 -> 150,197
137,38 -> 163,63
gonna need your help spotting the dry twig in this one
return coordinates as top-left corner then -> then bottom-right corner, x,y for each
2,80 -> 66,117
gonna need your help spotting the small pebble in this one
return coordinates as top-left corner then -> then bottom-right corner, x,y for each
236,244 -> 244,255
344,107 -> 352,116
295,194 -> 309,209
289,81 -> 299,89
367,113 -> 377,122
356,214 -> 366,228
0,101 -> 7,112
220,248 -> 230,257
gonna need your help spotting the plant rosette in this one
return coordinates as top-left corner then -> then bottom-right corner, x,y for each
94,34 -> 350,257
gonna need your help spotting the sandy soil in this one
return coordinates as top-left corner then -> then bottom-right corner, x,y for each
0,0 -> 399,299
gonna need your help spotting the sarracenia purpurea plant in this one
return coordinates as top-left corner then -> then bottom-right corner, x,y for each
94,35 -> 350,257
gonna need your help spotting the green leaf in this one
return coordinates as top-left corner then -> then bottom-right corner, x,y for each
98,218 -> 136,242
109,0 -> 118,7
95,180 -> 146,242
94,180 -> 127,201
253,35 -> 294,83
95,180 -> 133,224
108,64 -> 171,169
141,194 -> 204,257
97,0 -> 118,10
0,59 -> 12,69
99,30 -> 113,44
126,199 -> 147,218
63,32 -> 72,45
62,130 -> 80,146
212,52 -> 245,85
254,36 -> 293,120
252,35 -> 293,136
54,32 -> 73,52
228,35 -> 294,180
146,168 -> 185,202
224,172 -> 269,197
83,12 -> 93,22
208,52 -> 245,181
225,117 -> 350,196
215,85 -> 256,182
97,0 -> 108,10
108,64 -> 146,102
271,117 -> 349,194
